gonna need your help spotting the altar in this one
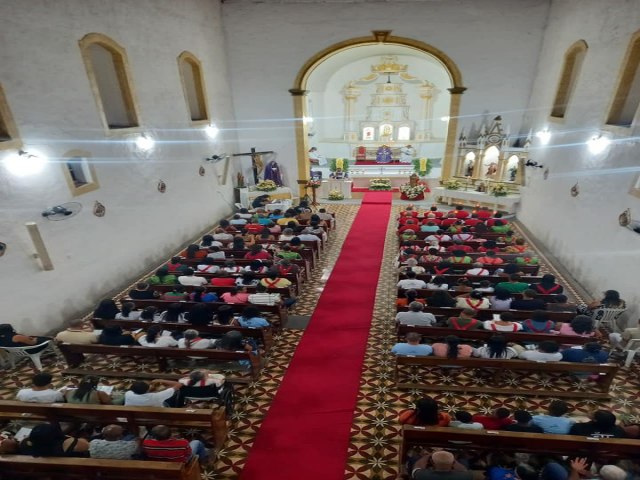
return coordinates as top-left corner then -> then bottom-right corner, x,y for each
319,179 -> 353,199
237,187 -> 298,208
433,187 -> 521,213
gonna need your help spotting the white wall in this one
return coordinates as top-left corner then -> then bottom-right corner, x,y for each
519,0 -> 640,324
0,0 -> 238,334
222,0 -> 551,188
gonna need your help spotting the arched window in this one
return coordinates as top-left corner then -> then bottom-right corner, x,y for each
551,40 -> 587,119
607,31 -> 640,127
0,83 -> 21,150
79,33 -> 140,130
177,52 -> 209,123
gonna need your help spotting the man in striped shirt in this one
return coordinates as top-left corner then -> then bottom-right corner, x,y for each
142,425 -> 208,463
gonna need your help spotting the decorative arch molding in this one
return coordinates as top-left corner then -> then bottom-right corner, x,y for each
550,39 -> 588,119
78,32 -> 141,133
177,51 -> 210,124
290,30 -> 467,186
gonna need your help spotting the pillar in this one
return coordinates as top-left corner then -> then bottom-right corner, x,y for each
289,88 -> 310,198
440,87 -> 467,181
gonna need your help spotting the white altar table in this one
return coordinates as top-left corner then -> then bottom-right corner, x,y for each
238,187 -> 297,208
433,187 -> 521,213
319,179 -> 353,199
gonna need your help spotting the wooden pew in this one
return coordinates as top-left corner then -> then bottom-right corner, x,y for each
396,324 -> 591,345
128,299 -> 287,327
0,399 -> 227,449
91,318 -> 274,352
150,283 -> 295,298
395,356 -> 618,399
398,288 -> 561,303
403,263 -> 540,275
0,455 -> 200,480
57,343 -> 262,381
176,261 -> 307,287
402,273 -> 543,283
399,426 -> 640,469
396,306 -> 576,322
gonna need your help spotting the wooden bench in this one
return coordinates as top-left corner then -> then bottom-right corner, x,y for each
397,306 -> 576,322
396,324 -> 591,345
57,343 -> 262,381
398,288 -> 560,302
91,318 -> 274,352
402,273 -> 543,283
0,455 -> 200,480
404,263 -> 540,275
128,299 -> 288,327
399,426 -> 640,471
175,262 -> 307,287
0,399 -> 227,449
150,283 -> 295,298
395,356 -> 618,398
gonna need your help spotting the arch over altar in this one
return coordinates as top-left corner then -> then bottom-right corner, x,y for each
289,31 -> 466,195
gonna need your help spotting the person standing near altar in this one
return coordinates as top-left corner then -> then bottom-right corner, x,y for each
376,145 -> 393,163
399,144 -> 415,163
309,147 -> 329,179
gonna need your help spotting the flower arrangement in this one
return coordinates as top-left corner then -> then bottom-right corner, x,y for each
443,179 -> 463,190
306,179 -> 321,189
255,179 -> 278,192
328,189 -> 344,200
490,183 -> 509,197
399,183 -> 426,199
369,178 -> 392,190
412,157 -> 432,176
329,158 -> 350,173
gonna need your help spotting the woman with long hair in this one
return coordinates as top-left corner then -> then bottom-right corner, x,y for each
396,289 -> 426,307
157,303 -> 186,323
220,286 -> 250,304
232,236 -> 246,250
556,315 -> 597,337
431,335 -> 473,359
577,289 -> 626,316
98,325 -> 136,346
426,290 -> 457,308
93,299 -> 120,319
236,271 -> 259,287
214,305 -> 236,325
472,334 -> 519,359
21,423 -> 89,457
399,396 -> 450,426
185,304 -> 214,327
425,275 -> 449,291
182,244 -> 207,260
139,306 -> 158,322
115,302 -> 141,320
529,274 -> 564,295
489,288 -> 514,310
177,329 -> 211,349
455,290 -> 491,310
63,376 -> 111,404
137,325 -> 178,348
0,324 -> 50,353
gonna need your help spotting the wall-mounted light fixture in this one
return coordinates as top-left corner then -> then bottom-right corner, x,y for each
204,124 -> 219,140
2,149 -> 47,177
587,134 -> 611,155
535,128 -> 551,145
135,134 -> 155,152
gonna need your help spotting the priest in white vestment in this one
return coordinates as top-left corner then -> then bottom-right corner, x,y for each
400,144 -> 415,163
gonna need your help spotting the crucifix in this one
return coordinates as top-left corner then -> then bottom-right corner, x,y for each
232,147 -> 274,184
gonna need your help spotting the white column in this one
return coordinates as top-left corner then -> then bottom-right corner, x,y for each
416,82 -> 434,141
342,85 -> 361,142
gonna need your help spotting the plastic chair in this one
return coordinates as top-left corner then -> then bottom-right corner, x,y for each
624,338 -> 640,368
592,308 -> 626,333
0,340 -> 52,370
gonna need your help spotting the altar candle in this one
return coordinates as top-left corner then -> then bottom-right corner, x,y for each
336,158 -> 344,169
419,157 -> 427,172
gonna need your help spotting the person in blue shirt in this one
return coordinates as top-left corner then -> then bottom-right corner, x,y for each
521,310 -> 555,333
391,332 -> 432,356
562,342 -> 609,363
237,306 -> 270,328
531,400 -> 576,434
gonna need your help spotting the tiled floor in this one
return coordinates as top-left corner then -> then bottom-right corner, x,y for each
1,204 -> 638,480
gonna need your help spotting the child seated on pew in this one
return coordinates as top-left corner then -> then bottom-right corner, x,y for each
449,410 -> 484,430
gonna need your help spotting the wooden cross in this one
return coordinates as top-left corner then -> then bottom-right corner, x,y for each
232,147 -> 274,184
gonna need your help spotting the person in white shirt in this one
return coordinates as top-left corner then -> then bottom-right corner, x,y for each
426,232 -> 451,242
397,271 -> 428,290
212,228 -> 234,242
137,325 -> 179,348
452,229 -> 474,242
399,144 -> 416,163
482,312 -> 523,332
236,208 -> 253,220
297,229 -> 321,243
308,147 -> 327,166
124,379 -> 183,407
395,302 -> 437,326
449,411 -> 485,430
455,290 -> 491,310
178,268 -> 208,287
16,372 -> 64,403
472,335 -> 519,359
206,246 -> 226,260
177,329 -> 212,349
519,341 -> 563,362
197,258 -> 221,273
466,262 -> 490,276
278,228 -> 295,242
55,320 -> 99,344
248,284 -> 282,306
229,214 -> 248,226
399,258 -> 426,275
425,275 -> 449,290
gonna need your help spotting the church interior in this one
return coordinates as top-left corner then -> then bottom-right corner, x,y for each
1,0 -> 640,478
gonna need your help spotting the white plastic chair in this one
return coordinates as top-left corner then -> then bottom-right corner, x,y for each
624,338 -> 640,368
592,308 -> 626,333
0,340 -> 52,371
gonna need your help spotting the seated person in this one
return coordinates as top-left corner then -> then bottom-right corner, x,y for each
577,289 -> 626,317
246,259 -> 271,274
178,268 -> 208,287
518,340 -> 562,362
531,400 -> 575,434
399,258 -> 426,275
411,450 -> 473,480
178,369 -> 226,387
206,246 -> 226,260
425,275 -> 449,291
419,247 -> 442,263
396,302 -> 436,326
98,325 -> 136,346
425,230 -> 451,243
445,241 -> 473,254
446,249 -> 473,265
431,335 -> 473,358
124,379 -> 183,407
89,424 -> 139,460
148,266 -> 178,285
562,342 -> 609,363
210,271 -> 237,287
483,312 -> 523,332
244,244 -> 272,261
451,227 -> 474,242
189,286 -> 219,303
259,271 -> 292,289
510,289 -> 547,311
529,274 -> 564,295
420,221 -> 440,233
515,254 -> 539,265
465,262 -> 490,276
476,250 -> 504,265
569,410 -> 627,438
185,304 -> 214,327
504,237 -> 529,254
248,283 -> 283,307
221,286 -> 250,304
181,244 -> 208,261
128,282 -> 157,300
93,299 -> 120,320
491,219 -> 510,233
475,280 -> 495,293
55,320 -> 98,344
521,310 -> 555,333
397,271 -> 428,290
400,230 -> 417,241
229,213 -> 248,226
489,288 -> 514,310
161,285 -> 189,301
115,302 -> 142,320
610,317 -> 640,350
449,410 -> 484,430
277,244 -> 302,260
201,234 -> 223,248
477,240 -> 500,254
237,306 -> 270,328
20,423 -> 89,458
391,332 -> 433,356
472,407 -> 514,429
455,290 -> 490,310
399,219 -> 419,233
396,289 -> 425,307
453,278 -> 473,293
165,256 -> 187,274
236,271 -> 260,287
446,309 -> 481,330
177,329 -> 212,349
503,410 -> 544,433
472,335 -> 519,359
399,396 -> 450,427
495,274 -> 530,294
63,376 -> 112,405
426,290 -> 457,308
137,325 -> 179,348
546,294 -> 577,312
16,372 -> 64,403
251,194 -> 271,209
556,315 -> 597,338
142,425 -> 208,463
156,303 -> 186,323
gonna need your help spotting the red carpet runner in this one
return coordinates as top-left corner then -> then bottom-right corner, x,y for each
241,192 -> 393,480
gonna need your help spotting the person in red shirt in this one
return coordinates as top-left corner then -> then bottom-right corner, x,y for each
476,240 -> 500,253
446,241 -> 474,253
486,213 -> 505,227
210,271 -> 236,286
477,250 -> 504,265
398,219 -> 420,233
244,244 -> 272,261
472,408 -> 514,430
464,216 -> 482,227
142,425 -> 208,463
453,205 -> 470,219
475,207 -> 493,220
399,206 -> 419,218
166,256 -> 185,274
244,219 -> 264,235
428,206 -> 445,218
440,217 -> 458,228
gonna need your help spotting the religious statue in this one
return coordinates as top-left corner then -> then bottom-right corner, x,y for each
330,168 -> 348,179
263,161 -> 283,186
485,162 -> 498,179
380,124 -> 393,142
465,160 -> 474,177
376,145 -> 393,164
400,144 -> 415,163
409,173 -> 420,187
509,165 -> 518,182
